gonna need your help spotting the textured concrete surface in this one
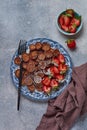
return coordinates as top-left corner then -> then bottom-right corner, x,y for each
0,0 -> 87,130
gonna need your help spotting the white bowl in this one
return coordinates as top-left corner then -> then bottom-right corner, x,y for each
57,10 -> 83,36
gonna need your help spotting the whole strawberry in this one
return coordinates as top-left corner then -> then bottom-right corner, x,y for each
66,9 -> 74,17
65,39 -> 76,49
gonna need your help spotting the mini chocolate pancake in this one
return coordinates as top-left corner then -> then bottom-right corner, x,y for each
42,42 -> 51,51
29,51 -> 38,60
38,61 -> 47,70
35,83 -> 43,92
45,50 -> 53,59
22,52 -> 30,62
22,62 -> 28,70
37,72 -> 44,78
26,60 -> 36,73
35,42 -> 42,50
22,70 -> 29,78
50,48 -> 55,53
53,49 -> 60,57
38,53 -> 46,60
45,59 -> 52,67
14,56 -> 21,65
29,44 -> 36,51
22,76 -> 33,86
15,69 -> 20,78
27,84 -> 35,93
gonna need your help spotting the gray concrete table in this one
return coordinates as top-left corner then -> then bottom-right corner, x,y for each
0,0 -> 87,130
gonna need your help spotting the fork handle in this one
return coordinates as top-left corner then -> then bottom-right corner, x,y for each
17,61 -> 23,111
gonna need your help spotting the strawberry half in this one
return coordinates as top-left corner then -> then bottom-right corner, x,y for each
65,39 -> 76,49
61,24 -> 69,32
52,57 -> 60,66
50,66 -> 55,76
43,85 -> 51,94
55,74 -> 64,83
50,79 -> 59,90
42,76 -> 51,86
49,66 -> 59,77
53,66 -> 59,74
63,14 -> 71,26
58,14 -> 64,26
69,24 -> 77,33
58,54 -> 65,64
59,64 -> 68,74
71,16 -> 81,27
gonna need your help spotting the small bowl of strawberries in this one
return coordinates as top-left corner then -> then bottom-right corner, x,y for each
57,9 -> 82,35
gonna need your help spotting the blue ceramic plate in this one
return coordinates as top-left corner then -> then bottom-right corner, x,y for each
10,38 -> 72,102
57,10 -> 83,36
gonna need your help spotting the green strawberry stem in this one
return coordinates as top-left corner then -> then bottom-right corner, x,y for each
65,13 -> 73,17
65,39 -> 74,44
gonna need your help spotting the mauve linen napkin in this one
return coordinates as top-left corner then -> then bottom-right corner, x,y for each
36,63 -> 87,130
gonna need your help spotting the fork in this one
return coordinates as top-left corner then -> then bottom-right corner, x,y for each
17,40 -> 27,111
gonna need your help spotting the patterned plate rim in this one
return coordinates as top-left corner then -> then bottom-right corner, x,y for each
10,38 -> 73,102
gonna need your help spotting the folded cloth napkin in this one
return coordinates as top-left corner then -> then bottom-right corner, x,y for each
36,63 -> 87,130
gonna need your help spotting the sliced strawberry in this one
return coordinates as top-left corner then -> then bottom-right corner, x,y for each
53,66 -> 59,74
50,79 -> 59,89
61,24 -> 69,32
71,17 -> 81,27
63,15 -> 71,26
50,66 -> 55,76
58,14 -> 64,26
62,64 -> 68,72
56,74 -> 64,83
66,9 -> 74,17
52,57 -> 60,66
69,24 -> 77,33
50,66 -> 59,76
73,18 -> 81,27
42,76 -> 51,86
59,64 -> 68,74
70,18 -> 76,25
58,54 -> 65,64
43,85 -> 51,94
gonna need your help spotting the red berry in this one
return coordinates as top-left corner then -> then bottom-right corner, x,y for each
56,74 -> 64,82
63,15 -> 71,26
74,18 -> 81,27
69,24 -> 76,33
61,24 -> 69,32
53,66 -> 59,74
66,9 -> 74,17
50,79 -> 59,89
52,57 -> 60,66
42,76 -> 51,86
58,54 -> 65,64
50,66 -> 55,76
58,14 -> 64,26
50,66 -> 59,76
65,39 -> 76,49
43,85 -> 51,94
71,17 -> 81,27
59,64 -> 68,74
